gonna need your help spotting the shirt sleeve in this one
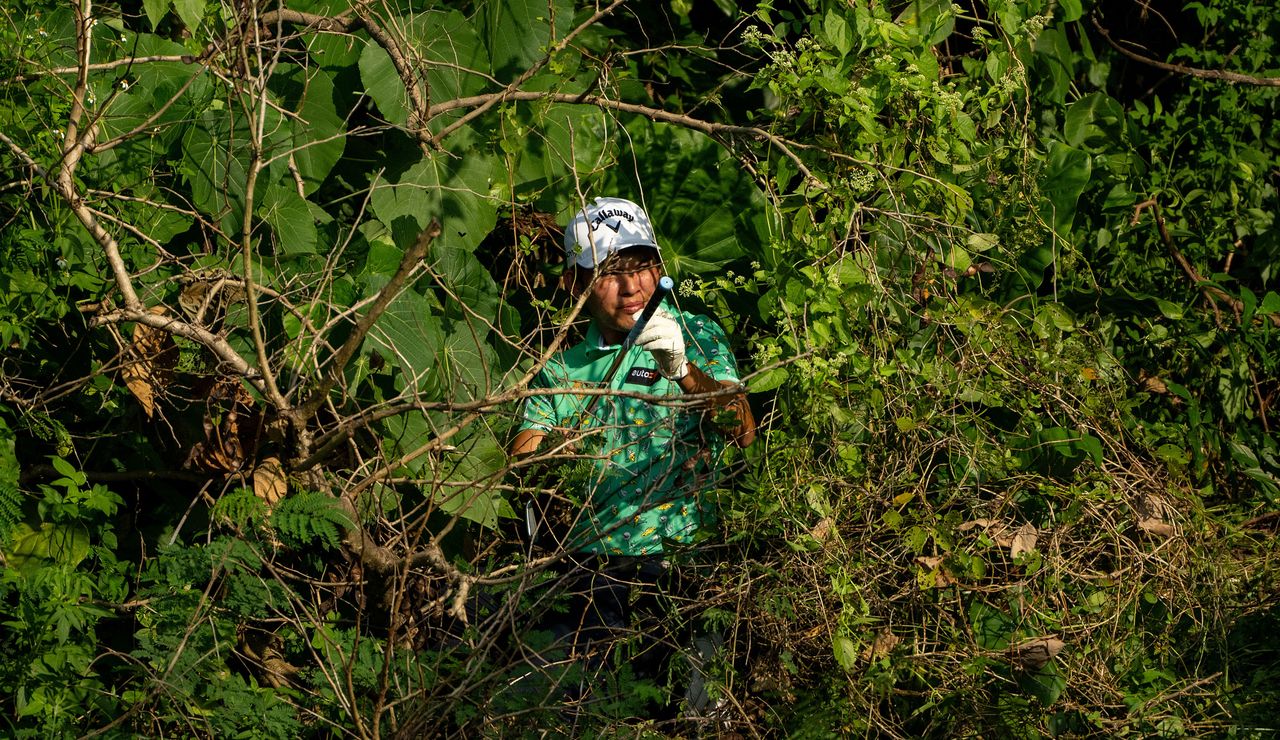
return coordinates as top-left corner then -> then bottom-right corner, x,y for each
517,369 -> 558,433
682,313 -> 740,384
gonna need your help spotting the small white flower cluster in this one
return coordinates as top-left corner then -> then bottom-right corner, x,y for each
997,65 -> 1027,96
1022,14 -> 1050,40
848,168 -> 876,194
741,25 -> 767,49
678,279 -> 697,297
933,83 -> 965,116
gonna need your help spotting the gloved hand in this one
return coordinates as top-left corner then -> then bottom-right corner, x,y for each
631,308 -> 688,380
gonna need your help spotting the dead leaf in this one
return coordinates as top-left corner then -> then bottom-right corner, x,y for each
810,517 -> 834,543
1010,523 -> 1038,559
915,555 -> 954,587
1010,636 -> 1065,669
861,628 -> 901,661
1136,494 -> 1178,538
1138,519 -> 1177,538
253,456 -> 288,506
121,306 -> 177,418
185,379 -> 259,473
958,518 -> 1014,547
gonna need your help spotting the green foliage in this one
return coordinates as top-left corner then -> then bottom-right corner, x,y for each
0,0 -> 1277,735
269,491 -> 354,550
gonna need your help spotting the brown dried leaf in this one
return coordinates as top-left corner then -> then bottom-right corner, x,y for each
1138,518 -> 1177,538
1010,523 -> 1038,559
1136,494 -> 1178,538
185,379 -> 260,473
1010,636 -> 1065,669
861,628 -> 901,661
121,306 -> 177,418
253,456 -> 288,506
915,556 -> 954,587
958,518 -> 1014,547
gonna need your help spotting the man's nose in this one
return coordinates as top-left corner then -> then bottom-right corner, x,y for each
617,272 -> 644,294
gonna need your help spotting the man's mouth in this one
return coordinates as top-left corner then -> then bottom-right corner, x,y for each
621,302 -> 645,314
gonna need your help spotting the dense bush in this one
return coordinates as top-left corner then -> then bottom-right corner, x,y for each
0,0 -> 1276,736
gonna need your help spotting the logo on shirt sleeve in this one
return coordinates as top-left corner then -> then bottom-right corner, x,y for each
624,367 -> 661,386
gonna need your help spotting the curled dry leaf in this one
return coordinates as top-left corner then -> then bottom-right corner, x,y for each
915,555 -> 954,587
253,456 -> 288,506
1136,493 -> 1178,539
185,379 -> 259,473
861,628 -> 901,661
120,305 -> 177,418
810,516 -> 834,543
1010,523 -> 1038,559
958,518 -> 1014,547
1010,636 -> 1065,669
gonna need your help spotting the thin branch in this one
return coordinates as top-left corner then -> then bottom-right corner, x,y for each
295,220 -> 442,426
427,0 -> 628,146
0,131 -> 47,178
1092,13 -> 1280,87
1131,199 -> 1280,328
5,54 -> 195,83
237,6 -> 291,413
429,91 -> 823,189
90,307 -> 264,385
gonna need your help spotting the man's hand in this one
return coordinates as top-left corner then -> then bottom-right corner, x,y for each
631,307 -> 688,380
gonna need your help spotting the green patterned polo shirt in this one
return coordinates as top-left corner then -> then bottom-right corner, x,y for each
518,309 -> 740,556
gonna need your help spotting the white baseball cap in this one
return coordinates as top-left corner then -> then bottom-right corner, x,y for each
563,197 -> 661,269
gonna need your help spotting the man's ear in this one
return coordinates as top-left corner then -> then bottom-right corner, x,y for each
561,266 -> 591,296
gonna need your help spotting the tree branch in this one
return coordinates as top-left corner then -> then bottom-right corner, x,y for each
90,307 -> 264,386
1092,13 -> 1280,87
294,220 -> 442,427
427,0 -> 628,146
1132,199 -> 1280,328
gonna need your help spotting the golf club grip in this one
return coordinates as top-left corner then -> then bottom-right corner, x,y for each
624,276 -> 675,348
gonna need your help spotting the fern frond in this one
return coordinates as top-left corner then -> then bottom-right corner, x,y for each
269,491 -> 354,550
0,480 -> 22,544
211,487 -> 267,530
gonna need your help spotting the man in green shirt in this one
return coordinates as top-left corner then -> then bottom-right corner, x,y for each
511,195 -> 755,552
510,195 -> 754,710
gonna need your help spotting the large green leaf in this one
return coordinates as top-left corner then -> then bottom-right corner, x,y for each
478,0 -> 573,77
274,64 -> 346,195
142,0 -> 170,30
594,121 -> 769,277
512,98 -> 611,191
172,0 -> 204,31
4,522 -> 90,575
362,279 -> 445,397
358,10 -> 490,130
258,186 -> 318,256
181,110 -> 248,224
369,152 -> 499,255
1042,141 -> 1091,238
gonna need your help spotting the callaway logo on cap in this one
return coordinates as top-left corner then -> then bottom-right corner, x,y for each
564,197 -> 661,269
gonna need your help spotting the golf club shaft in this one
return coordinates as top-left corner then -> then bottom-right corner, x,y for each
528,276 -> 675,544
582,275 -> 674,418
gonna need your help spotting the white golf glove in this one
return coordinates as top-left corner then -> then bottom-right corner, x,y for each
631,308 -> 688,380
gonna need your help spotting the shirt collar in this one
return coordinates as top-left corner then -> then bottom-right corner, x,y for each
586,321 -> 622,353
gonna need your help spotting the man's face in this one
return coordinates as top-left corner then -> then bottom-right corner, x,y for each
581,250 -> 663,340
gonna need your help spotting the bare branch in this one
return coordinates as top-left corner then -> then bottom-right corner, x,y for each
90,307 -> 264,386
1092,13 -> 1280,87
1132,199 -> 1280,328
295,220 -> 443,427
427,0 -> 629,146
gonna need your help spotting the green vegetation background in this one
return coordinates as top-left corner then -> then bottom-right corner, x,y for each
0,0 -> 1277,735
